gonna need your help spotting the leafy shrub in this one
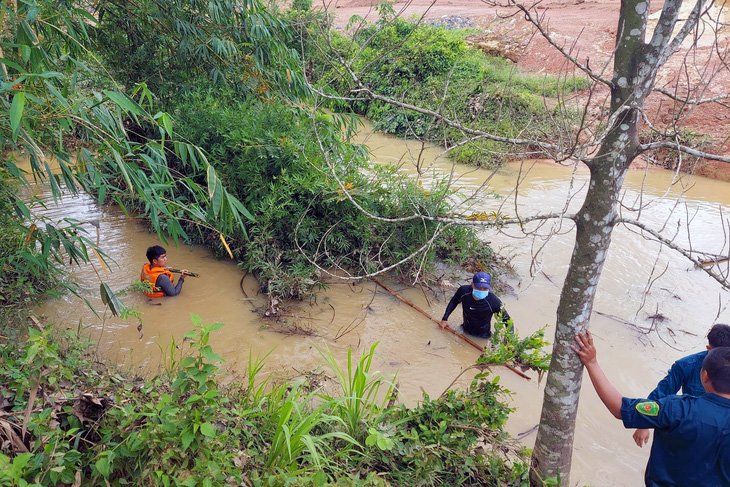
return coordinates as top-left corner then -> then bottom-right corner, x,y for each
0,174 -> 61,323
479,315 -> 552,381
363,373 -> 530,485
169,88 -> 495,299
303,18 -> 588,167
0,321 -> 537,486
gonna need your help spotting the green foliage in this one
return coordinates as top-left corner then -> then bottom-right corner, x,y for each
169,88 -> 494,299
0,323 -> 531,486
1,0 -> 500,322
304,17 -> 587,167
0,0 -> 258,325
478,314 -> 552,380
263,380 -> 356,470
318,343 -> 395,442
363,374 -> 530,485
91,0 -> 307,101
0,175 -> 60,321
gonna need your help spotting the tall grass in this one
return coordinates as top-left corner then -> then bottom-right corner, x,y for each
264,380 -> 358,470
318,342 -> 396,442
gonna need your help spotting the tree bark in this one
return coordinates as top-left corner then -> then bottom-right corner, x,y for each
529,0 -> 707,484
529,119 -> 636,485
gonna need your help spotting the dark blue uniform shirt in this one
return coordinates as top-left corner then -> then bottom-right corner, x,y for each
621,394 -> 730,487
648,351 -> 707,400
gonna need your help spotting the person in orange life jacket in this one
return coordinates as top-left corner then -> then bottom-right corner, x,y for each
439,272 -> 511,338
140,245 -> 189,297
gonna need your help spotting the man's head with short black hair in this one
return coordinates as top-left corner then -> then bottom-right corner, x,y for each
702,347 -> 730,394
707,324 -> 730,348
146,245 -> 166,265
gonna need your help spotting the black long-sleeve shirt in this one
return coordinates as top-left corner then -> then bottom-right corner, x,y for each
442,285 -> 510,338
155,273 -> 185,296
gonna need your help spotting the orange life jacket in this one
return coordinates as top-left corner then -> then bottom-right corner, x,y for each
140,263 -> 174,297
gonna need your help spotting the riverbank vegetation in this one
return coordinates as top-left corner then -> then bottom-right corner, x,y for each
0,175 -> 60,324
0,317 -> 537,486
164,87 -> 495,299
0,1 -> 559,484
295,5 -> 588,167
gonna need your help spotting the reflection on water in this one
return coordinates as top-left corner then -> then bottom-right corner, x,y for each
33,121 -> 730,486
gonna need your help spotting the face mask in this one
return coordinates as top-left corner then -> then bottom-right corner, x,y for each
472,289 -> 489,300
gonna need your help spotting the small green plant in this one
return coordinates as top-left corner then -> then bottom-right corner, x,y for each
318,343 -> 396,442
478,314 -> 552,381
264,380 -> 357,470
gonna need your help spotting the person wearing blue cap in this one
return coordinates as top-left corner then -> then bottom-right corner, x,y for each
439,271 -> 510,338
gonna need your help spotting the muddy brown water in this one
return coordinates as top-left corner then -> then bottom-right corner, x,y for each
32,122 -> 730,486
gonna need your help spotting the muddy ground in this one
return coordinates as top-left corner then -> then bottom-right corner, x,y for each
317,0 -> 730,180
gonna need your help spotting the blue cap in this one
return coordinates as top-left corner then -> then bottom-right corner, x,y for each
473,272 -> 491,288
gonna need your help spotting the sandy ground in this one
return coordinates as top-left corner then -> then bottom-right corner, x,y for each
317,0 -> 730,180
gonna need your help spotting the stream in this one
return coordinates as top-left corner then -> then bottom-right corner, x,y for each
32,120 -> 730,486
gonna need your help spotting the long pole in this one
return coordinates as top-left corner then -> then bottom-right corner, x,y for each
167,268 -> 200,277
373,279 -> 530,381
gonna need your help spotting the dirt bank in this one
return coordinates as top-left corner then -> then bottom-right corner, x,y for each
321,0 -> 730,181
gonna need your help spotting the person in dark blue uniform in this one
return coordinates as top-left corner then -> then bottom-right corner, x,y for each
439,272 -> 510,338
573,330 -> 730,487
633,323 -> 730,447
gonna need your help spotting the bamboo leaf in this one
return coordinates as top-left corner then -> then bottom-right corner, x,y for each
74,7 -> 98,25
0,58 -> 24,72
90,246 -> 108,276
100,283 -> 126,317
20,45 -> 31,63
226,192 -> 254,221
24,224 -> 36,243
102,90 -> 143,115
207,166 -> 222,215
10,92 -> 25,140
43,80 -> 70,107
161,112 -> 173,136
111,150 -> 133,196
219,233 -> 233,259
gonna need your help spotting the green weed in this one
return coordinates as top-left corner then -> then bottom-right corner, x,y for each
318,343 -> 395,442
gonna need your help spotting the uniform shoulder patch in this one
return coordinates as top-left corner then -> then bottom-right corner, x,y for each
636,401 -> 659,416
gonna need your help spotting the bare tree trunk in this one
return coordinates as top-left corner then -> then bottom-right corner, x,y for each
530,116 -> 637,484
529,0 -> 708,484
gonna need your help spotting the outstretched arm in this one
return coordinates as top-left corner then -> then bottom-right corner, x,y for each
440,287 -> 465,328
571,331 -> 623,420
